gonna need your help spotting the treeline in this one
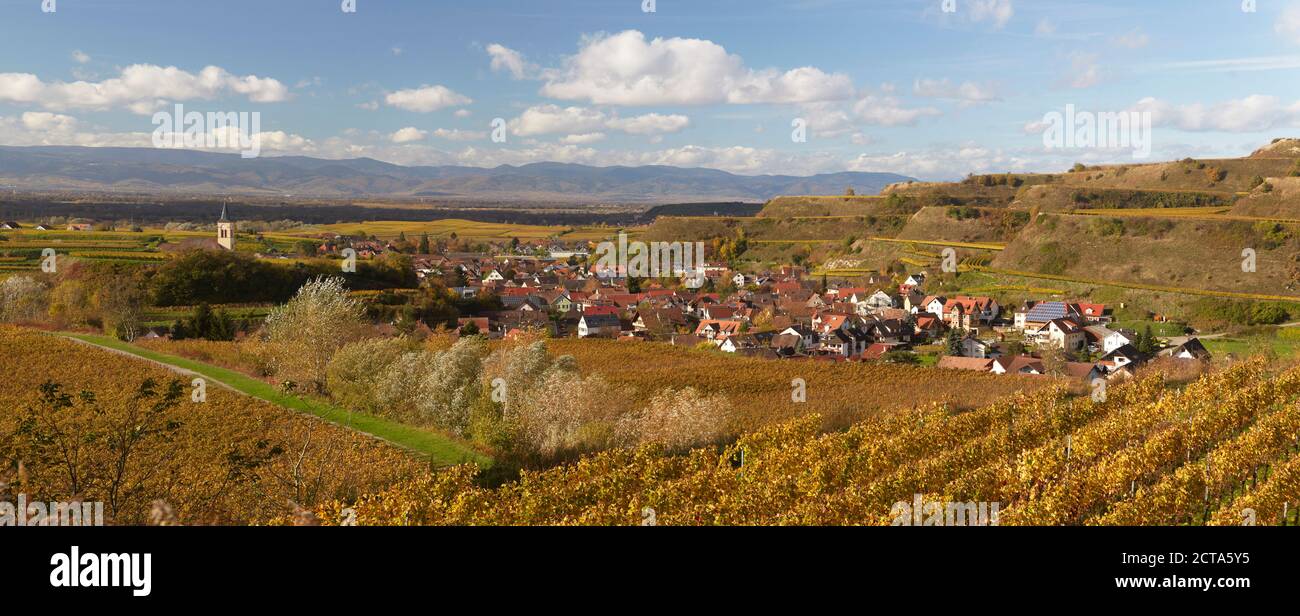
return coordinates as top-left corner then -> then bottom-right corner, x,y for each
150,250 -> 416,306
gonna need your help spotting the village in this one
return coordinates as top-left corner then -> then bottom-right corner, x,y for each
335,233 -> 1214,385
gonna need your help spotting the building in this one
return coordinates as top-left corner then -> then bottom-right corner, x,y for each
217,203 -> 235,251
578,313 -> 621,338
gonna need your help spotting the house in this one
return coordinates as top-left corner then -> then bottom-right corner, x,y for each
1084,325 -> 1134,354
779,325 -> 818,349
991,355 -> 1045,375
695,319 -> 742,342
913,313 -> 945,341
1101,344 -> 1147,369
945,296 -> 1000,324
1037,318 -> 1086,352
914,295 -> 946,316
861,342 -> 903,361
771,333 -> 806,357
1160,338 -> 1211,361
0,221 -> 20,230
937,356 -> 994,372
1064,362 -> 1107,383
720,333 -> 772,353
1019,301 -> 1081,332
820,328 -> 868,357
578,313 -> 621,338
863,290 -> 895,309
900,272 -> 927,294
1075,303 -> 1111,324
959,337 -> 996,359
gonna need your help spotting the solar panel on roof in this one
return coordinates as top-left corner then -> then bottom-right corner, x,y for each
1025,302 -> 1067,322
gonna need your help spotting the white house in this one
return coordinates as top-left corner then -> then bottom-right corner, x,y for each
578,314 -> 621,338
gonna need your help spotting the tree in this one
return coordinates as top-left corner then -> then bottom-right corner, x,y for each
1039,345 -> 1068,376
16,378 -> 184,519
1134,325 -> 1159,355
418,233 -> 431,254
944,327 -> 965,356
844,187 -> 856,196
0,275 -> 49,322
96,279 -> 147,341
263,277 -> 366,393
172,303 -> 236,341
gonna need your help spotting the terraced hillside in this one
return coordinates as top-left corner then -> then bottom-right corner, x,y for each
646,138 -> 1300,300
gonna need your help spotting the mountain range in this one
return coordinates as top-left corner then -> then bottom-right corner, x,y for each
0,146 -> 912,203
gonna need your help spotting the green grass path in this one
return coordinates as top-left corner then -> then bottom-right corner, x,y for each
57,333 -> 491,469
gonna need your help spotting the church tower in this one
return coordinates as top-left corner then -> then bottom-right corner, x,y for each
217,202 -> 235,251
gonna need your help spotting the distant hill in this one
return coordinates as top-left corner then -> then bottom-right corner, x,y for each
0,146 -> 912,203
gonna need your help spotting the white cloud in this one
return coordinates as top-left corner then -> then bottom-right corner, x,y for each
508,104 -> 690,138
853,92 -> 941,126
559,132 -> 606,144
390,127 -> 428,143
509,105 -> 606,136
912,78 -> 1001,104
538,30 -> 854,106
1278,4 -> 1300,44
432,128 -> 486,141
20,111 -> 79,132
1133,95 -> 1300,132
454,109 -> 472,118
0,64 -> 290,114
847,143 -> 1035,180
606,113 -> 690,135
71,50 -> 90,64
798,102 -> 856,138
1034,18 -> 1056,37
0,112 -> 314,155
487,43 -> 534,79
384,85 -> 472,112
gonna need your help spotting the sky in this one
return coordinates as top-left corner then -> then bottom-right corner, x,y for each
2,0 -> 1300,180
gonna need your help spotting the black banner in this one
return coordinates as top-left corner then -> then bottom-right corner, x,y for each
2,527 -> 1288,605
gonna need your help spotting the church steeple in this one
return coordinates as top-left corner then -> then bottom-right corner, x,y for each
216,201 -> 235,251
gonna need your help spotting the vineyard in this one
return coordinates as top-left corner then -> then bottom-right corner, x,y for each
298,360 -> 1300,525
543,338 -> 1050,432
0,326 -> 425,524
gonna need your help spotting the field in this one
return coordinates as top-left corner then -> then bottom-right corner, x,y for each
270,219 -> 616,242
0,219 -> 621,274
299,360 -> 1300,526
68,333 -> 488,467
0,326 -> 427,525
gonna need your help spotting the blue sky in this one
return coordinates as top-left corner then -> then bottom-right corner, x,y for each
3,0 -> 1300,179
